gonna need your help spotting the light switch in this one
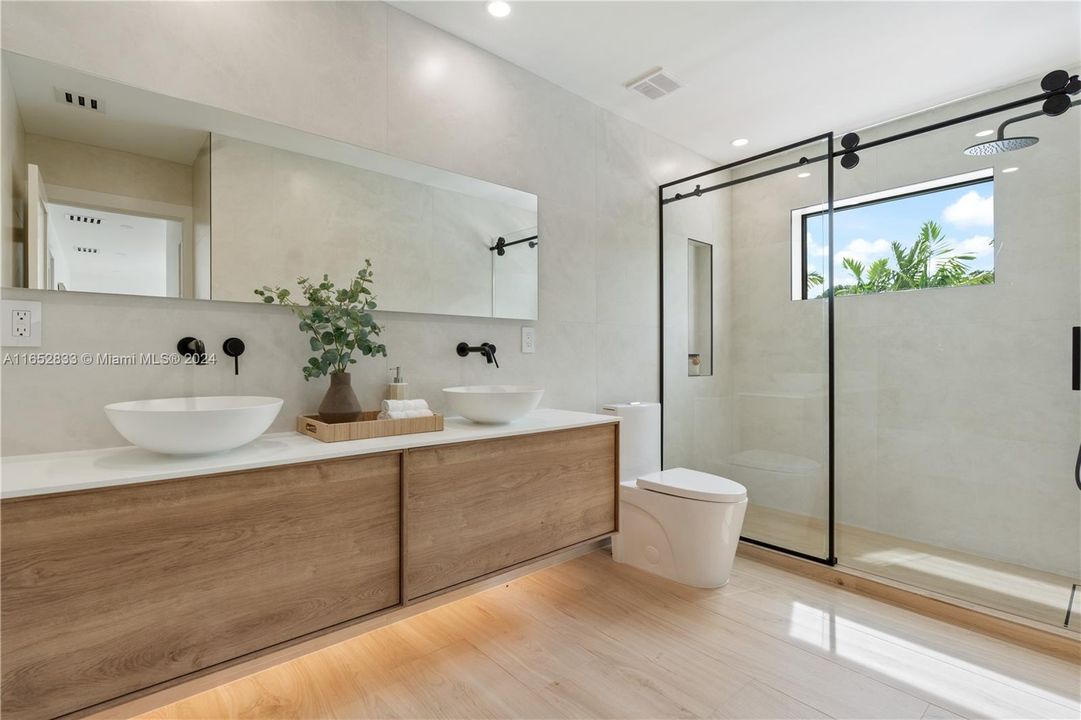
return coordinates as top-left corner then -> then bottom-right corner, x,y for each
2,299 -> 42,347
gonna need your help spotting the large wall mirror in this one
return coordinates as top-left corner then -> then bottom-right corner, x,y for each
1,51 -> 539,320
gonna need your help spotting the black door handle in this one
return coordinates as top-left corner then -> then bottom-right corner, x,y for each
1072,326 -> 1079,391
1074,327 -> 1080,492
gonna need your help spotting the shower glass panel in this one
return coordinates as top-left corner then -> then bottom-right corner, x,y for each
831,81 -> 1081,630
661,136 -> 833,561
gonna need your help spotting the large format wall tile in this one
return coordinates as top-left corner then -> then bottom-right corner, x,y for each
1,2 -> 390,151
385,8 -> 596,215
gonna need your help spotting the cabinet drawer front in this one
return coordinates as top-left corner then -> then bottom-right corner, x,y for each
1,454 -> 401,720
406,424 -> 617,599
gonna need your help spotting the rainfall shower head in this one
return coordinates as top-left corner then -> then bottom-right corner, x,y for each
963,135 -> 1039,156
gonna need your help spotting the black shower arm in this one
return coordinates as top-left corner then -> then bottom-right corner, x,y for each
997,100 -> 1081,139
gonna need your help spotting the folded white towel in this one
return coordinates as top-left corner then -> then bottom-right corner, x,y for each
381,398 -> 429,413
377,408 -> 435,420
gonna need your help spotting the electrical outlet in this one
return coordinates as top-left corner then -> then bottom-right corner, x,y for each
12,310 -> 30,337
2,300 -> 42,347
521,326 -> 535,354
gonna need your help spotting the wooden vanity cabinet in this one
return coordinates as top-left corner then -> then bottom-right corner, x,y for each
0,420 -> 619,719
404,424 -> 618,599
0,453 -> 401,720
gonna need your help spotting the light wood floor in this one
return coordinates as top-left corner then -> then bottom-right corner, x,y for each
140,551 -> 1080,720
742,505 -> 1080,631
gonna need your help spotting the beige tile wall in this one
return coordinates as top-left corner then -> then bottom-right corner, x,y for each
25,134 -> 194,207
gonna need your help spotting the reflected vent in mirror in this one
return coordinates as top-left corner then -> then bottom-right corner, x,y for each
625,67 -> 682,100
53,87 -> 104,113
66,213 -> 103,225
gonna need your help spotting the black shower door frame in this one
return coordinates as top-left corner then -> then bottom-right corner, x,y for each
658,132 -> 838,566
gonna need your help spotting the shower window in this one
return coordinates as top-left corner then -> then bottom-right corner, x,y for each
794,169 -> 995,300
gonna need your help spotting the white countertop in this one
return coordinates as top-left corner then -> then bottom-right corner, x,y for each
1,408 -> 618,500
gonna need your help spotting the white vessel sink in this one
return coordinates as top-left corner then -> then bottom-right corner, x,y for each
443,385 -> 544,424
105,396 -> 283,455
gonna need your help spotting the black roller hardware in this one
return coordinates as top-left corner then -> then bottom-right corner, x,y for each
1043,93 -> 1072,116
1041,69 -> 1070,92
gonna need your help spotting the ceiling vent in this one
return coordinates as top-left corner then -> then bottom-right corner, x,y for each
67,213 -> 103,225
54,87 -> 105,113
625,67 -> 682,100
74,246 -> 99,254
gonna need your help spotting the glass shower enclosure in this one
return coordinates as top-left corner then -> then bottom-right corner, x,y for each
660,69 -> 1081,631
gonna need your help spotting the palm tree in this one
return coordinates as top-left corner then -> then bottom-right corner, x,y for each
835,257 -> 893,296
815,220 -> 994,297
890,220 -> 974,289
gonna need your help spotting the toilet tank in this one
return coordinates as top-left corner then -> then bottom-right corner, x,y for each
600,402 -> 661,484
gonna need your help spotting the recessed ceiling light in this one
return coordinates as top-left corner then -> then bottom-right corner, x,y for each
1002,167 -> 1019,173
975,129 -> 995,137
731,138 -> 749,147
486,1 -> 511,17
797,171 -> 811,178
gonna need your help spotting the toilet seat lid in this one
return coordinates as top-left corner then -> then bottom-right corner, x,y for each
636,468 -> 747,503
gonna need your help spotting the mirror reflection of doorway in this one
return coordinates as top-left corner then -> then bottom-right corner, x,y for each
45,202 -> 183,297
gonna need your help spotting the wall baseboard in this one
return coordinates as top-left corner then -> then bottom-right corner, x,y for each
737,543 -> 1081,664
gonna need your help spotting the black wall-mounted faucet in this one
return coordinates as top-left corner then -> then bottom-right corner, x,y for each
223,337 -> 245,375
177,336 -> 207,365
457,341 -> 499,368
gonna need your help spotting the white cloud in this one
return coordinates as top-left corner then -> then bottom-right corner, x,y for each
950,234 -> 994,258
836,237 -> 891,264
930,234 -> 994,273
805,233 -> 829,259
942,190 -> 993,228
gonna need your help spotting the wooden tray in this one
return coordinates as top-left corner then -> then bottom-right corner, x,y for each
297,410 -> 444,443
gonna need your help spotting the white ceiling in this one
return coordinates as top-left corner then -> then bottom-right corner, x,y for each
5,52 -> 211,164
394,1 -> 1081,164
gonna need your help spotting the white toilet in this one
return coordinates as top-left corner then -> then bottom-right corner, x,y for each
603,402 -> 748,588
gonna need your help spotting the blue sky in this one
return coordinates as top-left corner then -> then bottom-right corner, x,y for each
805,180 -> 994,293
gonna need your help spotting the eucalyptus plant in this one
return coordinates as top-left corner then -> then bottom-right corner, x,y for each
255,260 -> 387,381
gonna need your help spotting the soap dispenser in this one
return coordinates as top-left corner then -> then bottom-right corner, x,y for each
386,366 -> 408,400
